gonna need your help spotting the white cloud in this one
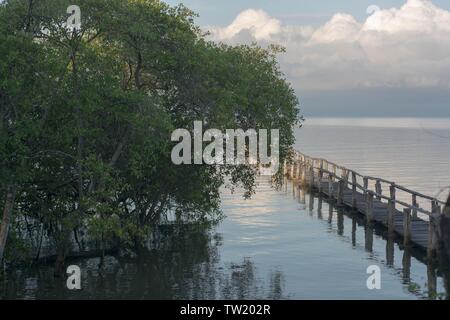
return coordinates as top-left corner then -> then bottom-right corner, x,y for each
207,0 -> 450,91
209,9 -> 281,41
363,0 -> 450,33
311,14 -> 361,43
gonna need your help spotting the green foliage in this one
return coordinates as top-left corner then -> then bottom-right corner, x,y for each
0,0 -> 300,264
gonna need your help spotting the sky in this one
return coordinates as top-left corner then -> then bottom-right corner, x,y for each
165,0 -> 450,117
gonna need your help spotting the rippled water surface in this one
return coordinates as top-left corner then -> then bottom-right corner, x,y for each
2,118 -> 450,299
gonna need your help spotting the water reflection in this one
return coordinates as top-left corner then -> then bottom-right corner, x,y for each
292,182 -> 449,299
0,224 -> 285,300
1,179 -> 449,299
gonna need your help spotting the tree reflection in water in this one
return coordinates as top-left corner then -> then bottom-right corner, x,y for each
0,223 -> 285,299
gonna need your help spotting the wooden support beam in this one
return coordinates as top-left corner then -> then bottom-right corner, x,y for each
352,218 -> 357,247
439,194 -> 450,265
365,223 -> 373,252
328,179 -> 333,198
387,184 -> 396,234
302,164 -> 307,184
318,160 -> 323,192
363,177 -> 369,197
367,191 -> 374,221
428,200 -> 441,260
309,192 -> 314,212
319,160 -> 324,179
412,194 -> 418,219
352,172 -> 357,208
402,249 -> 411,281
318,195 -> 323,219
403,208 -> 411,247
375,179 -> 382,200
290,160 -> 295,178
337,179 -> 344,206
386,236 -> 394,266
343,169 -> 349,186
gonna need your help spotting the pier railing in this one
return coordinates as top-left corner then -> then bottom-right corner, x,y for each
285,151 -> 445,217
283,151 -> 445,256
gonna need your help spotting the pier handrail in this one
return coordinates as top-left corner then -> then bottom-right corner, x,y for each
290,151 -> 445,216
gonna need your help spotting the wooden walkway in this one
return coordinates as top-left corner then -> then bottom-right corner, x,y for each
284,151 -> 447,256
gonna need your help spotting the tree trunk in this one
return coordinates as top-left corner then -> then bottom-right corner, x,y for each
54,230 -> 71,277
0,185 -> 17,263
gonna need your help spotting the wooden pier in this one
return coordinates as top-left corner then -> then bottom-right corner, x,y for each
284,151 -> 447,258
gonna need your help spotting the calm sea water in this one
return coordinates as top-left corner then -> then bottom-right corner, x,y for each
2,117 -> 450,299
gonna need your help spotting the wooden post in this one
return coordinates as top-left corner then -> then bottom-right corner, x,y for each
352,172 -> 357,208
363,177 -> 369,197
375,179 -> 382,200
299,188 -> 305,204
300,161 -> 303,179
283,159 -> 287,175
309,163 -> 314,188
290,161 -> 295,179
403,208 -> 411,246
337,179 -> 344,206
428,200 -> 441,259
309,192 -> 314,212
367,191 -> 374,221
328,178 -> 333,198
411,194 -> 418,219
319,160 -> 324,180
365,222 -> 373,252
343,169 -> 349,187
352,218 -> 357,247
337,208 -> 344,235
386,235 -> 394,266
438,194 -> 450,275
387,184 -> 396,234
402,248 -> 411,281
328,202 -> 333,224
318,195 -> 323,219
290,160 -> 294,178
318,160 -> 324,192
302,163 -> 307,184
